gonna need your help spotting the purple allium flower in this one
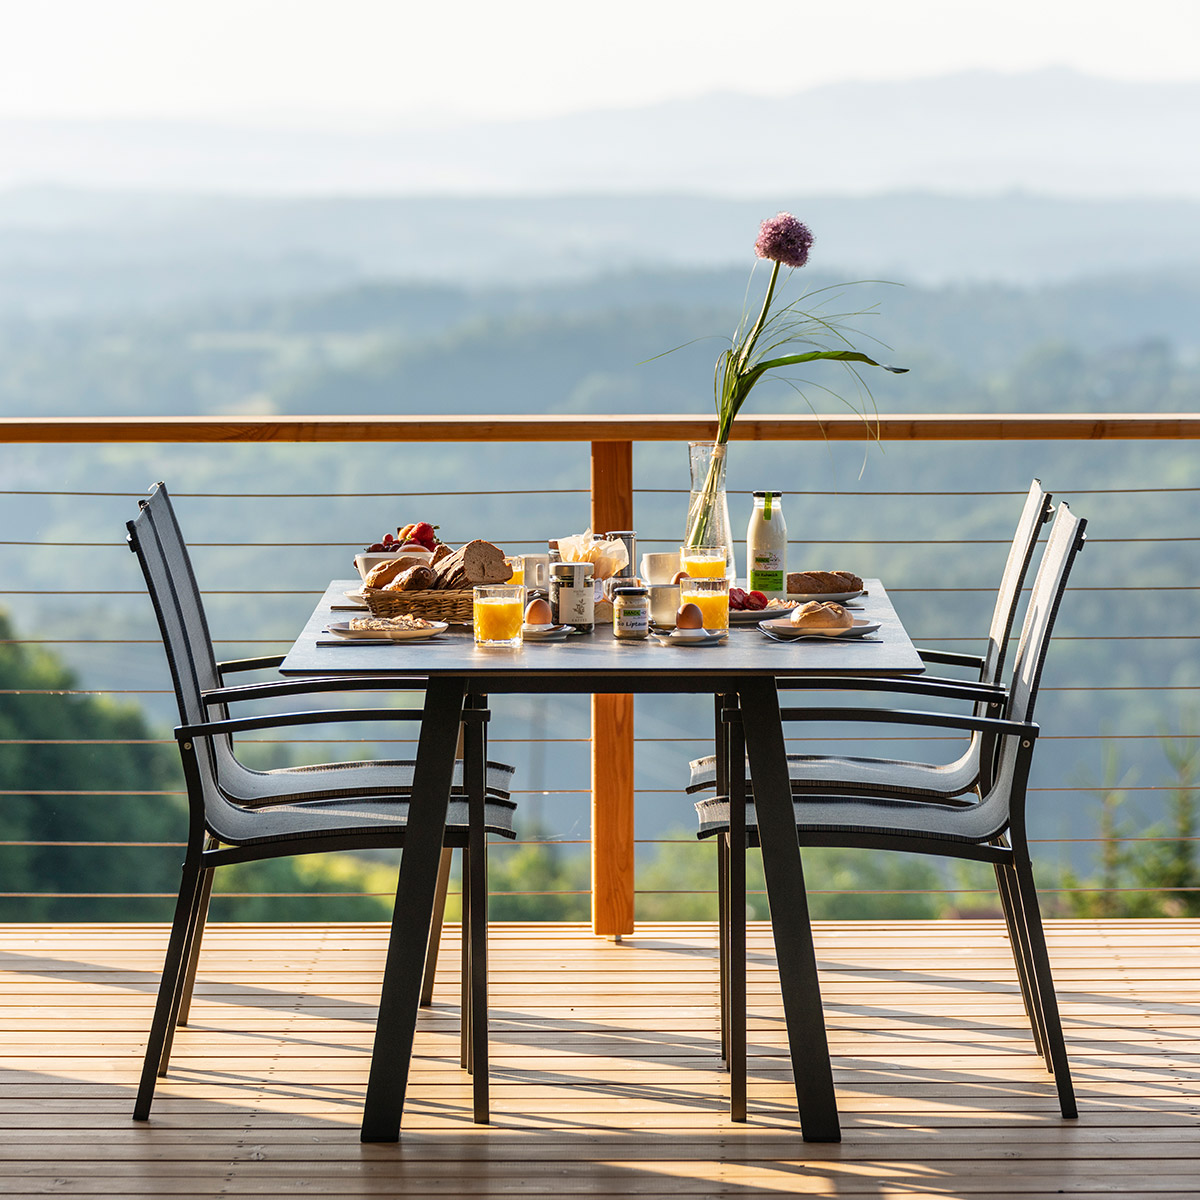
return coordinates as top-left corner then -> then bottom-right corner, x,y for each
755,212 -> 814,269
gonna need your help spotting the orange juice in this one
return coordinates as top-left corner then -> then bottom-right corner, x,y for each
681,550 -> 726,579
680,586 -> 729,631
504,557 -> 525,586
474,595 -> 524,644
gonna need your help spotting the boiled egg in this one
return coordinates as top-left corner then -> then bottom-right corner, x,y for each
524,597 -> 554,626
675,602 -> 704,629
671,569 -> 690,585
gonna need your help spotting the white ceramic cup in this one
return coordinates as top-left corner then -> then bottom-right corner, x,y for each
640,552 -> 681,585
521,553 -> 551,591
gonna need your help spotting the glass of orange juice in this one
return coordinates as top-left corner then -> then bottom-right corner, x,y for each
680,544 -> 727,579
679,576 -> 730,632
504,556 -> 525,586
473,585 -> 525,647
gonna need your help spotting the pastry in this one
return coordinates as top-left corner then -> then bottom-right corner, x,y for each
789,600 -> 854,630
363,554 -> 427,589
383,564 -> 435,592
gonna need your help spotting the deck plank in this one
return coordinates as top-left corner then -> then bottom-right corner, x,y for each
0,919 -> 1197,1197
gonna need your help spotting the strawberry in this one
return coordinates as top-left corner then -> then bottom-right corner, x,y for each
410,521 -> 437,550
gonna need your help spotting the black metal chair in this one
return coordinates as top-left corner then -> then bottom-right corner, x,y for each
127,482 -> 515,1122
688,479 -> 1054,803
698,501 -> 1087,1121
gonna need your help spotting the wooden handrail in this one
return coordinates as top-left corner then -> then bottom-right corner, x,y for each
1,412 -> 1198,443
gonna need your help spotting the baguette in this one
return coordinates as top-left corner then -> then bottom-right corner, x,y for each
787,570 -> 863,594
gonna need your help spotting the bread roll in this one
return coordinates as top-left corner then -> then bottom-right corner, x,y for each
383,564 -> 435,592
364,554 -> 426,588
789,600 -> 854,630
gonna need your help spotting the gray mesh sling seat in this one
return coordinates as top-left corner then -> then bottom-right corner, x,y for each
698,502 -> 1086,1122
688,480 -> 1054,804
126,483 -> 516,1122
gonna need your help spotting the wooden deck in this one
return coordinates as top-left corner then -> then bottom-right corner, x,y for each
2,919 -> 1199,1197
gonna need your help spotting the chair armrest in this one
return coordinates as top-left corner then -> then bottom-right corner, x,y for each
917,648 -> 987,670
178,706 -> 434,740
217,654 -> 286,675
774,704 -> 1038,740
202,675 -> 431,707
776,674 -> 1005,705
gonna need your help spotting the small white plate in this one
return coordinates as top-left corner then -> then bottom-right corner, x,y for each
760,617 -> 880,640
786,589 -> 863,604
521,624 -> 573,642
325,620 -> 448,641
655,628 -> 728,647
729,605 -> 792,625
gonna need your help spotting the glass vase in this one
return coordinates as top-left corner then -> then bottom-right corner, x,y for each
684,440 -> 737,580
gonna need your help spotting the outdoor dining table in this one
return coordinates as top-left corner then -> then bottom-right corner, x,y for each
280,579 -> 925,1143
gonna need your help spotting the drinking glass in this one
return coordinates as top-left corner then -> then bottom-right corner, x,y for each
679,576 -> 730,632
503,556 -> 525,586
640,551 -> 681,584
473,585 -> 525,647
681,544 -> 727,579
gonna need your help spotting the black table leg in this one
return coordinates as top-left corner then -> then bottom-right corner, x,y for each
361,675 -> 468,1142
738,677 -> 840,1143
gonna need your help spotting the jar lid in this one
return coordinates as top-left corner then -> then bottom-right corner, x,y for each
551,561 -> 594,577
613,586 -> 648,596
752,490 -> 784,497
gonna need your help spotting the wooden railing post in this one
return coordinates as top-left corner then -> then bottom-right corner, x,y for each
590,439 -> 636,936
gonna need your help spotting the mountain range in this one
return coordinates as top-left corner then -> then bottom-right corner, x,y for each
3,69 -> 1199,201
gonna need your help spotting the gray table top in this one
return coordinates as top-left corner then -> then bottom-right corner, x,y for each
280,580 -> 925,689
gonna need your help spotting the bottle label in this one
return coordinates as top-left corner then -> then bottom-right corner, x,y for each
749,552 -> 784,593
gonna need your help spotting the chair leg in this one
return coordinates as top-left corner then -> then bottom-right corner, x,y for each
174,847 -> 217,1027
1008,858 -> 1078,1119
994,858 -> 1047,1059
714,692 -> 731,1065
464,698 -> 490,1124
157,863 -> 214,1075
717,835 -> 729,1062
460,846 -> 471,1072
421,848 -> 454,1007
728,714 -> 747,1122
134,857 -> 204,1120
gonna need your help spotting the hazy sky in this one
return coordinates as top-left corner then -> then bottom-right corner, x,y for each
2,0 -> 1198,126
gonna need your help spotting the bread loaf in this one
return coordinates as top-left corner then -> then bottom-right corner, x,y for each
789,600 -> 854,630
364,554 -> 427,589
431,539 -> 511,589
383,564 -> 435,592
786,570 -> 863,594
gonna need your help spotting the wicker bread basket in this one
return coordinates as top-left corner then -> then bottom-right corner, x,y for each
363,587 -> 475,623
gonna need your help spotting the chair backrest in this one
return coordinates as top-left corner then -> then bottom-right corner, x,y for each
973,501 -> 1087,836
126,482 -> 224,730
979,479 -> 1054,686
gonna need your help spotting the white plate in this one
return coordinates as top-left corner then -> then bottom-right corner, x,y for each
325,620 -> 448,642
759,617 -> 880,640
786,589 -> 863,604
521,624 -> 573,642
729,603 -> 795,625
654,628 -> 728,647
